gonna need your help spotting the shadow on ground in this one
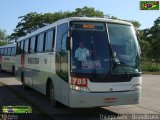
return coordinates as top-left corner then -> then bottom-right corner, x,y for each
0,72 -> 119,120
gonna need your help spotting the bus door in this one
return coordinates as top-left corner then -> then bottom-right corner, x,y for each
56,23 -> 69,105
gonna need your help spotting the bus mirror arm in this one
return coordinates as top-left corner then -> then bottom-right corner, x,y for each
66,27 -> 73,51
66,37 -> 71,51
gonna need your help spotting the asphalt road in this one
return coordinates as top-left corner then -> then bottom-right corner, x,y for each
0,72 -> 160,120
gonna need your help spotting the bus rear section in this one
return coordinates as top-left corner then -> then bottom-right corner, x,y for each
65,20 -> 142,108
0,44 -> 16,73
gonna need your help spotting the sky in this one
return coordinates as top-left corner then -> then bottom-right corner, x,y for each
0,0 -> 160,35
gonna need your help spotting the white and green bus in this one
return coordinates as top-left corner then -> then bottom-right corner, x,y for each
15,17 -> 142,108
0,43 -> 16,73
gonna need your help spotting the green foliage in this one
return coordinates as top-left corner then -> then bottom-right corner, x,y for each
10,6 -> 141,39
73,6 -> 104,17
107,15 -> 141,28
129,20 -> 141,28
10,6 -> 104,39
8,6 -> 160,72
0,29 -> 7,41
0,29 -> 8,46
139,17 -> 160,73
140,17 -> 160,64
0,41 -> 7,46
141,59 -> 160,72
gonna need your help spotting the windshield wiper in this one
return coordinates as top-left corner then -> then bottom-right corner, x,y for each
108,42 -> 120,73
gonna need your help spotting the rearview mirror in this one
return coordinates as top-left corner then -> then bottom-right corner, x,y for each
135,28 -> 140,41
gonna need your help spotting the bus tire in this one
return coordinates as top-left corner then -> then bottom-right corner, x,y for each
47,81 -> 60,107
21,72 -> 28,90
0,64 -> 1,72
12,66 -> 15,75
0,64 -> 3,72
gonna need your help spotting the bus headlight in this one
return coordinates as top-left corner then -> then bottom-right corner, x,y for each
69,85 -> 90,92
131,84 -> 141,90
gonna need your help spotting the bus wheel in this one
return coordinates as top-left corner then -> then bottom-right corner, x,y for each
12,66 -> 15,75
48,82 -> 60,107
0,64 -> 3,72
0,65 -> 1,72
21,73 -> 28,90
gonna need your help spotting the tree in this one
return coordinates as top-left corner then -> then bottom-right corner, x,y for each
0,40 -> 7,46
10,6 -> 141,39
139,17 -> 160,64
0,29 -> 8,46
0,29 -> 7,40
73,6 -> 104,17
10,7 -> 104,38
147,17 -> 160,64
129,20 -> 141,29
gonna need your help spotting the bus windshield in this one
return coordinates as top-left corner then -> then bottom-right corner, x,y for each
107,23 -> 141,74
70,22 -> 110,74
70,22 -> 141,75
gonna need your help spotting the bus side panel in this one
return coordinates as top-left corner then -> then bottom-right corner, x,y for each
24,68 -> 33,88
15,55 -> 22,82
60,79 -> 69,106
2,56 -> 14,71
24,52 -> 61,101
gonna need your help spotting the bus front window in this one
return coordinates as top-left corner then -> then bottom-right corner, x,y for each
107,23 -> 141,74
70,22 -> 110,74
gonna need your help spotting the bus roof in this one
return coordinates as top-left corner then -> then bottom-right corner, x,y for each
0,43 -> 16,49
16,17 -> 133,42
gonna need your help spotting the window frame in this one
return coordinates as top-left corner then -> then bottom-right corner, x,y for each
37,33 -> 45,53
45,28 -> 56,52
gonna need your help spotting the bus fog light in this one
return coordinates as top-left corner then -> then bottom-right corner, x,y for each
132,84 -> 141,90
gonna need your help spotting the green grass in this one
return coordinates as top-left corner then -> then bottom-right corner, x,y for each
141,61 -> 160,75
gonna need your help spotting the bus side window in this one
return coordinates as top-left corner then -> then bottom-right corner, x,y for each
11,47 -> 14,56
43,32 -> 46,52
13,47 -> 16,55
17,42 -> 21,55
7,47 -> 11,56
28,38 -> 31,54
1,49 -> 4,55
4,48 -> 7,56
35,36 -> 38,53
21,41 -> 24,54
24,39 -> 29,53
30,37 -> 35,54
37,33 -> 44,52
1,49 -> 3,55
45,29 -> 55,52
5,48 -> 8,56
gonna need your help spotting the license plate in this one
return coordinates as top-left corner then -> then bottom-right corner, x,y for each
105,98 -> 117,102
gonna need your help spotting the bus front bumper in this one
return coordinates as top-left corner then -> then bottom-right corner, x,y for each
68,89 -> 141,108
